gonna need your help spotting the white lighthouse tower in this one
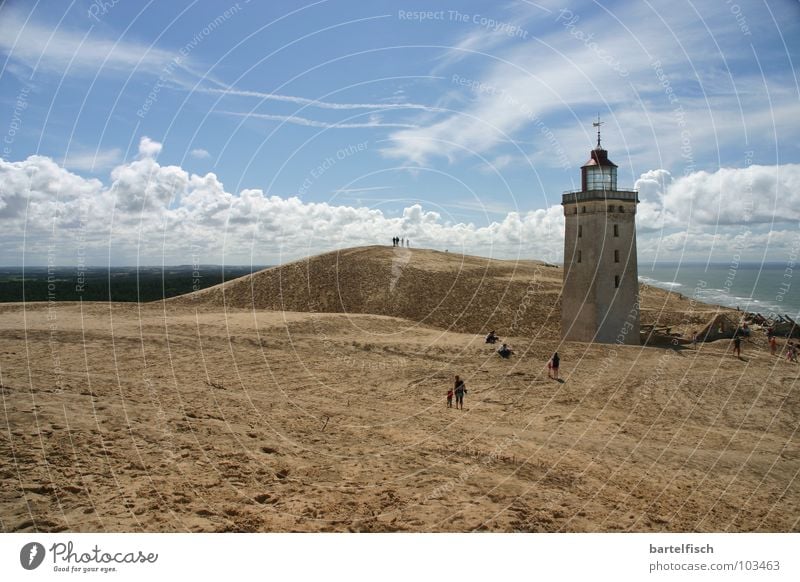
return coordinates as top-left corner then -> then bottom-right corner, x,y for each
561,119 -> 640,344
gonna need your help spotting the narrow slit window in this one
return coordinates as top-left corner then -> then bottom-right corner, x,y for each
582,206 -> 586,213
578,225 -> 582,238
619,205 -> 624,213
613,224 -> 619,237
614,250 -> 620,263
614,275 -> 620,288
577,250 -> 582,263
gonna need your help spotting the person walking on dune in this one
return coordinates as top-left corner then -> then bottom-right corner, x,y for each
769,335 -> 777,356
454,375 -> 467,410
548,352 -> 560,380
733,335 -> 741,358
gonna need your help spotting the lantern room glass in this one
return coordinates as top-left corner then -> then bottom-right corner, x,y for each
585,165 -> 617,191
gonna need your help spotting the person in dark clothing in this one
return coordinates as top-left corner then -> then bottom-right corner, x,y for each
733,335 -> 741,358
485,330 -> 499,344
497,343 -> 513,358
454,375 -> 467,410
548,352 -> 560,380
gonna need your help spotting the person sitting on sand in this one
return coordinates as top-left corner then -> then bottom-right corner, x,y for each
497,343 -> 513,359
454,375 -> 467,410
446,387 -> 454,408
485,330 -> 499,344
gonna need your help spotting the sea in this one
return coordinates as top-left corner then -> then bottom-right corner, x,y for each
638,262 -> 799,320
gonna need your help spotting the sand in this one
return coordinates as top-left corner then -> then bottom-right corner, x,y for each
1,246 -> 798,532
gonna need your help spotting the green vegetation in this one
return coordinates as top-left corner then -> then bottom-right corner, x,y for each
0,265 -> 266,303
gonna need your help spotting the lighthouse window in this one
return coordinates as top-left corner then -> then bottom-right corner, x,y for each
614,250 -> 620,263
582,206 -> 586,213
614,275 -> 620,288
613,224 -> 619,237
577,250 -> 582,263
578,225 -> 582,238
619,205 -> 624,213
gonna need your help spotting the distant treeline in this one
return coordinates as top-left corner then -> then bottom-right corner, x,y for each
0,265 -> 267,303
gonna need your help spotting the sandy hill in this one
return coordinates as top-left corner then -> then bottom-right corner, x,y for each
170,245 -> 716,339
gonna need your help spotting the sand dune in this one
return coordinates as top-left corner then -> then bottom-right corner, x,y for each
171,245 -> 715,337
1,247 -> 798,532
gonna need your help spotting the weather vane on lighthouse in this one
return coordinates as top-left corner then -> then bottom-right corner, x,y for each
593,114 -> 603,148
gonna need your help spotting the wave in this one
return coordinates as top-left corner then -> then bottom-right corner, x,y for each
639,276 -> 683,289
641,277 -> 796,317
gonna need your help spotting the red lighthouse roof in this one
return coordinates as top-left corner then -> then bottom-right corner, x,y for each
582,147 -> 617,168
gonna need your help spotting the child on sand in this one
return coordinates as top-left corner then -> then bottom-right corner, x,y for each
446,388 -> 454,408
769,335 -> 777,356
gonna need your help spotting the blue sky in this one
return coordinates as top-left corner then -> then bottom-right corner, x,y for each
0,0 -> 798,266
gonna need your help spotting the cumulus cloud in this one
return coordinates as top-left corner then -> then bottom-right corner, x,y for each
138,137 -> 163,159
0,140 -> 564,265
1,142 -> 797,266
635,164 -> 800,228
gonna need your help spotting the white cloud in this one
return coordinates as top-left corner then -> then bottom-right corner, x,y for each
203,87 -> 439,112
0,155 -> 104,222
635,164 -> 800,228
382,2 -> 799,175
138,137 -> 163,159
0,9 -> 179,76
220,111 -> 418,130
190,148 -> 211,160
1,146 -> 797,266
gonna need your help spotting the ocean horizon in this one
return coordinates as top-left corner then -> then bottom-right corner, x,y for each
639,261 -> 798,320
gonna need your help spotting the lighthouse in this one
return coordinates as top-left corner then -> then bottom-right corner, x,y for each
561,119 -> 640,344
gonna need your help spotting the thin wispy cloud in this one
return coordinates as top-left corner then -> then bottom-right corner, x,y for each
203,87 -> 441,112
0,9 -> 179,75
333,186 -> 392,194
220,111 -> 419,129
385,1 -> 800,173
